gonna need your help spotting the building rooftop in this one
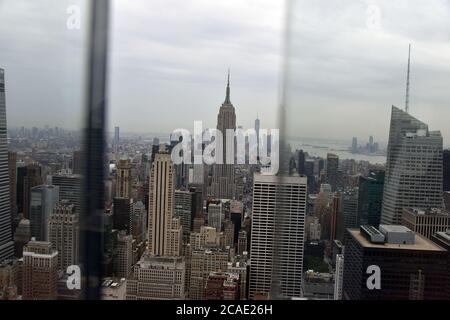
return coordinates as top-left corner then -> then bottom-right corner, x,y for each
349,229 -> 445,251
136,253 -> 185,269
379,225 -> 411,233
404,207 -> 450,216
433,230 -> 450,247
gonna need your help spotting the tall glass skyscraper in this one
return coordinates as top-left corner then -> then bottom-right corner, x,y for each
357,170 -> 384,227
0,68 -> 13,262
30,185 -> 59,241
381,106 -> 443,225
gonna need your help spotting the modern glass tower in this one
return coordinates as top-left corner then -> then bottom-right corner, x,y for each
30,185 -> 60,241
357,170 -> 385,227
0,68 -> 14,262
381,106 -> 443,225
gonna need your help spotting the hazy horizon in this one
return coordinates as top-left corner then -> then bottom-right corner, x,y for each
1,0 -> 450,145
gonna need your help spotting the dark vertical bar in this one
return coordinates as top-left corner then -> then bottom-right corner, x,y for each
81,0 -> 109,300
270,0 -> 294,300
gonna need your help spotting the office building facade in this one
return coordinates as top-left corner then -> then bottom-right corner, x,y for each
381,106 -> 443,225
249,173 -> 307,299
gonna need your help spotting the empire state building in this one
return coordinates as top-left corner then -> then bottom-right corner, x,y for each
210,71 -> 237,200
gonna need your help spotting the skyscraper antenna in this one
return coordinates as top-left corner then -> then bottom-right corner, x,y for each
405,44 -> 411,113
224,68 -> 231,105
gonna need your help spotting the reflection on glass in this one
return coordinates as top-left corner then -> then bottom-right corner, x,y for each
280,0 -> 450,300
0,0 -> 89,300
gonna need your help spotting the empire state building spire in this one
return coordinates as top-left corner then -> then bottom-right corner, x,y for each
223,69 -> 232,105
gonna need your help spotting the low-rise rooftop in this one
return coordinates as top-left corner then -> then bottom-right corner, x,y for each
349,228 -> 445,252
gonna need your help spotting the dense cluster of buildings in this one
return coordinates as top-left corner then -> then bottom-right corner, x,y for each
0,67 -> 449,300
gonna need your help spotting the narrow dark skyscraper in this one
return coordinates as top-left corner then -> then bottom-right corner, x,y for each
0,68 -> 14,262
357,170 -> 384,227
443,149 -> 450,192
326,153 -> 339,192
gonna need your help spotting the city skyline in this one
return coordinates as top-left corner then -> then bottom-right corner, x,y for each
1,0 -> 450,304
0,1 -> 450,143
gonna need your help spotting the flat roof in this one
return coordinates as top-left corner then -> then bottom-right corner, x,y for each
349,229 -> 445,252
379,225 -> 412,233
254,173 -> 308,185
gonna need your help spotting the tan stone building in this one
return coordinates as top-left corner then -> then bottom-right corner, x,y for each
22,240 -> 58,300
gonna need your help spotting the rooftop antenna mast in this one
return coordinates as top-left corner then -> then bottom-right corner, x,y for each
405,44 -> 411,113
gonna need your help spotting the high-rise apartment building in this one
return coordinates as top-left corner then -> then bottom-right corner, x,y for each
210,72 -> 237,200
381,106 -> 443,225
22,240 -> 58,300
30,185 -> 59,241
48,203 -> 79,270
0,68 -> 13,263
115,158 -> 132,198
249,173 -> 307,299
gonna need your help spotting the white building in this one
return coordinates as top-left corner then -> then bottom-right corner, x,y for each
125,254 -> 185,300
249,173 -> 307,299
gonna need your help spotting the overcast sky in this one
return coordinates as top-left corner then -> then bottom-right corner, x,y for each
284,0 -> 450,144
1,0 -> 450,145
